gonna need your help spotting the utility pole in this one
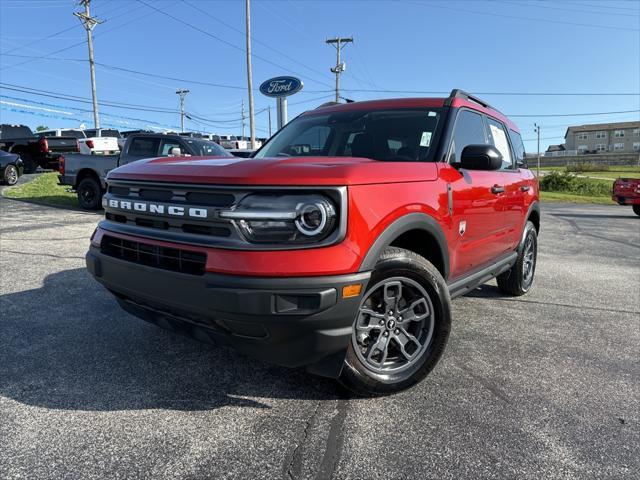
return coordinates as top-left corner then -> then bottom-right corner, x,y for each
326,36 -> 353,103
74,0 -> 103,129
241,99 -> 246,139
534,123 -> 541,177
176,89 -> 189,133
245,0 -> 256,149
268,105 -> 272,137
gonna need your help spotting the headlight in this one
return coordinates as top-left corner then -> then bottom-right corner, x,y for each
220,194 -> 337,244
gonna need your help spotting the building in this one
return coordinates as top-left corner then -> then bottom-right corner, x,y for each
546,144 -> 565,153
564,121 -> 640,154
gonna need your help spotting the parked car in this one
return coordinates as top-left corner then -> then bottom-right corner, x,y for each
0,124 -> 79,173
79,128 -> 121,155
84,89 -> 540,395
0,149 -> 23,185
59,133 -> 232,209
612,177 -> 640,216
37,128 -> 86,139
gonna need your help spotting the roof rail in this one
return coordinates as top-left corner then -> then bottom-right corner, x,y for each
447,89 -> 495,110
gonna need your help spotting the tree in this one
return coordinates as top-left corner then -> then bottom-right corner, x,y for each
35,125 -> 49,132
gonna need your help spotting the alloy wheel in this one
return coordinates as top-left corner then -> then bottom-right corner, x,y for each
352,276 -> 435,374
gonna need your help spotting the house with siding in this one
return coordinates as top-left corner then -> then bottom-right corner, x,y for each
564,121 -> 640,154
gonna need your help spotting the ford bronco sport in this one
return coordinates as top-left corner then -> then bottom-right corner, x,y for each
86,89 -> 540,395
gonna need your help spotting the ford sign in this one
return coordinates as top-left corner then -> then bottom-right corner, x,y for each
259,76 -> 304,98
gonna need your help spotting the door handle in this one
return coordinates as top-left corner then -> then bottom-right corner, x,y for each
520,185 -> 531,192
491,184 -> 505,194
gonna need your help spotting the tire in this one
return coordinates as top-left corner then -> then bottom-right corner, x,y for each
3,164 -> 19,185
339,247 -> 452,396
633,205 -> 640,217
77,177 -> 103,210
20,154 -> 37,174
497,221 -> 538,296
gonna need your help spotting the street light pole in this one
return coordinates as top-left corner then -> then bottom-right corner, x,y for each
534,123 -> 541,177
245,0 -> 256,149
74,0 -> 103,129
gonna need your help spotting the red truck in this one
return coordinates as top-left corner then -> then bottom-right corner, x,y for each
86,90 -> 540,395
612,177 -> 640,216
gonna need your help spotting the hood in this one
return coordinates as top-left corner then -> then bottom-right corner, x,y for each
107,156 -> 438,186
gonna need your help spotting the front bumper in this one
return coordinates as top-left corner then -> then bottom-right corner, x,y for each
612,195 -> 640,205
86,247 -> 370,378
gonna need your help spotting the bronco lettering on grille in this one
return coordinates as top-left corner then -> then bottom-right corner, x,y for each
107,199 -> 208,219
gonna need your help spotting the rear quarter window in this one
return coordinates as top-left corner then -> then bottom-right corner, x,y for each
508,129 -> 526,166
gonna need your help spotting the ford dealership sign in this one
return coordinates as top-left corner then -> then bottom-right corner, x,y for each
259,76 -> 304,98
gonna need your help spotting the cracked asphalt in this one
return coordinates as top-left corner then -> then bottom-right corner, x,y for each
1,193 -> 638,480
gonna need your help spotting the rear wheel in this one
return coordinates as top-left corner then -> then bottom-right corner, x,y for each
497,221 -> 537,296
633,205 -> 640,217
339,247 -> 451,396
3,164 -> 19,185
77,177 -> 103,210
20,154 -> 37,174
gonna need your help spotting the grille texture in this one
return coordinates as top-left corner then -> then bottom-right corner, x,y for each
101,235 -> 206,275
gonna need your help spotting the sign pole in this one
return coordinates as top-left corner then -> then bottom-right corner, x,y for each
277,97 -> 288,129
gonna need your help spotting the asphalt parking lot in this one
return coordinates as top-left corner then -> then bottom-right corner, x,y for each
1,196 -> 638,480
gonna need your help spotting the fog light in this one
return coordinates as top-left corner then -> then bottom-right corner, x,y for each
342,284 -> 362,298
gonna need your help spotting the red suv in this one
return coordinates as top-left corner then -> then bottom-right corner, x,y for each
86,90 -> 540,395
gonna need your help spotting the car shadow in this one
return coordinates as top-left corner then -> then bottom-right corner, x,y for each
463,284 -> 504,299
0,268 -> 341,412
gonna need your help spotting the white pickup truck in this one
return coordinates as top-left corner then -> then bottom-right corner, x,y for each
78,128 -> 121,155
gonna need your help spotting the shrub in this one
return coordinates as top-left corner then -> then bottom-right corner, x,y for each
540,171 -> 611,197
566,162 -> 610,173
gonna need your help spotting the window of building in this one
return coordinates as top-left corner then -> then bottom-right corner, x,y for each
633,128 -> 640,137
614,130 -> 625,138
633,142 -> 640,151
613,143 -> 624,151
595,131 -> 606,139
595,144 -> 606,152
577,132 -> 588,140
577,145 -> 588,153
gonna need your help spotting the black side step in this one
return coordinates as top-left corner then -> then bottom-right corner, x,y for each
447,252 -> 518,299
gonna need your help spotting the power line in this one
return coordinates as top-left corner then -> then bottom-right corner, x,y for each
509,109 -> 640,118
403,0 -> 640,32
495,0 -> 638,18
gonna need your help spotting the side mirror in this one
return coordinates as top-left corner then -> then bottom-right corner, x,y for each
459,144 -> 503,170
169,146 -> 182,156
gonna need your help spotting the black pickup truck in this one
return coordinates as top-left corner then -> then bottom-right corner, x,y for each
0,124 -> 80,173
59,132 -> 232,209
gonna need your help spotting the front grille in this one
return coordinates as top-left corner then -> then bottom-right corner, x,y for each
101,235 -> 206,275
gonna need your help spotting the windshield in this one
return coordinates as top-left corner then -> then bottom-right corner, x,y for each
62,130 -> 86,138
186,139 -> 233,157
254,108 -> 443,161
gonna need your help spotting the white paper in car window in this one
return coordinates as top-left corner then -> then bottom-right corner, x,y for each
489,124 -> 512,162
420,131 -> 432,147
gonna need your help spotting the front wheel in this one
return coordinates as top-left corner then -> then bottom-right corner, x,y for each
339,247 -> 451,396
633,205 -> 640,217
77,177 -> 103,210
3,164 -> 19,185
497,221 -> 538,296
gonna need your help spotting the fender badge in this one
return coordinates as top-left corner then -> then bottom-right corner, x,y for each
459,221 -> 466,236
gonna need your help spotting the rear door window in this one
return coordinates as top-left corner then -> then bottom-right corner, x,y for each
447,110 -> 487,163
127,137 -> 160,157
160,139 -> 183,156
508,129 -> 526,167
485,117 -> 513,169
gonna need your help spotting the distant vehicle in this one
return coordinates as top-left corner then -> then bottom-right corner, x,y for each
178,132 -> 205,139
0,149 -> 24,185
121,129 -> 154,138
38,128 -> 86,139
59,133 -> 233,209
80,128 -> 121,155
612,178 -> 640,216
0,124 -> 79,173
219,135 -> 247,150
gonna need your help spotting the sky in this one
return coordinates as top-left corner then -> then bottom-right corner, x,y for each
0,0 -> 639,153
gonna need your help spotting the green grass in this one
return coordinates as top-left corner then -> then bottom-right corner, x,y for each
540,191 -> 614,204
542,165 -> 640,180
3,172 -> 79,208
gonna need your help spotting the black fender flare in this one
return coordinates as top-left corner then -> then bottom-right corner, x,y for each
358,212 -> 450,280
519,201 -> 540,252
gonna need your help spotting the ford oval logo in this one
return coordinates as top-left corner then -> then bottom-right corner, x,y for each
259,76 -> 304,98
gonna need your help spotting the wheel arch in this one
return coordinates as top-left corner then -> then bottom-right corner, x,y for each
75,168 -> 103,190
358,213 -> 450,281
527,201 -> 540,234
